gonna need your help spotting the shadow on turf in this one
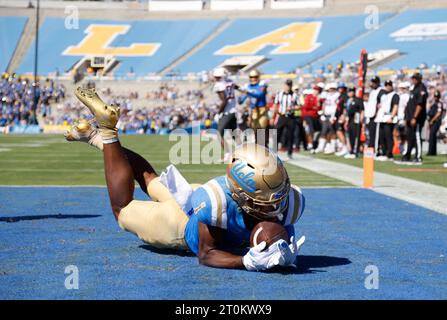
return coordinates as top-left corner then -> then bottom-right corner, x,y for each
0,214 -> 101,223
267,255 -> 352,274
139,245 -> 196,257
139,244 -> 351,274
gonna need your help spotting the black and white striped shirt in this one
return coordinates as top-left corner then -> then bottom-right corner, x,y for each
275,90 -> 297,115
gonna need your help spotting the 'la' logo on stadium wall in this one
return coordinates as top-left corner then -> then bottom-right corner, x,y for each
62,24 -> 160,57
215,22 -> 322,55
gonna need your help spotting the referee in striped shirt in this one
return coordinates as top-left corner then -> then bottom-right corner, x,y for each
272,79 -> 298,160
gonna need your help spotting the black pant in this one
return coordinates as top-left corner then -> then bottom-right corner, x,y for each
367,119 -> 376,149
379,123 -> 394,158
428,121 -> 441,155
348,121 -> 361,156
276,114 -> 296,156
404,122 -> 423,160
218,113 -> 237,138
293,117 -> 305,151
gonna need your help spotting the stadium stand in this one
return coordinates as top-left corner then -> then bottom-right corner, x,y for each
148,1 -> 204,12
322,9 -> 447,70
16,17 -> 224,76
177,14 -> 391,74
0,16 -> 27,72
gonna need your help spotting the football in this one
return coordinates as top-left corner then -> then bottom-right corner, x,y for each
250,221 -> 289,248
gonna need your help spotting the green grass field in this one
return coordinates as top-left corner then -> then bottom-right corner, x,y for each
308,152 -> 447,188
0,135 -> 348,187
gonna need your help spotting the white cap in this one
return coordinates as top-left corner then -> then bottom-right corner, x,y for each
398,81 -> 410,88
317,82 -> 325,89
213,67 -> 227,78
326,82 -> 337,90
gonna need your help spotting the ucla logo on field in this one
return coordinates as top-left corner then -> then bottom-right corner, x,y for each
230,162 -> 256,193
215,22 -> 322,56
63,24 -> 161,57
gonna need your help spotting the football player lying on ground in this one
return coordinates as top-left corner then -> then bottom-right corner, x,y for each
64,87 -> 306,271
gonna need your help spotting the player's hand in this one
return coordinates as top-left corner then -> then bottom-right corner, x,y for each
410,118 -> 417,127
279,235 -> 306,267
242,240 -> 290,271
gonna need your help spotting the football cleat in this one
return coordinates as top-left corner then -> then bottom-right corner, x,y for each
64,119 -> 96,142
64,119 -> 103,150
74,87 -> 120,131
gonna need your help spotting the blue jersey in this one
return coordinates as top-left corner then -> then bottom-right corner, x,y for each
239,81 -> 268,109
184,176 -> 305,255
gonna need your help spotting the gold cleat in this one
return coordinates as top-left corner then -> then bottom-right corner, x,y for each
74,87 -> 120,130
64,119 -> 96,142
64,119 -> 103,150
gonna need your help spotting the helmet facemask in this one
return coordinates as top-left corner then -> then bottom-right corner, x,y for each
230,178 -> 290,221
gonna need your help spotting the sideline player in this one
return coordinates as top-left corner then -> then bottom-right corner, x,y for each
65,87 -> 306,271
238,70 -> 269,147
213,67 -> 238,162
398,73 -> 427,165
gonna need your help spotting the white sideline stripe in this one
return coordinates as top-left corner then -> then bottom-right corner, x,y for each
285,153 -> 447,216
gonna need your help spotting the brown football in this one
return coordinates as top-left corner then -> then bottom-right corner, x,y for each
250,221 -> 289,248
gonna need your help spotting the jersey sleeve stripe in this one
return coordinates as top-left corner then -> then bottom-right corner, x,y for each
290,186 -> 304,224
201,184 -> 218,227
284,189 -> 295,226
208,180 -> 228,229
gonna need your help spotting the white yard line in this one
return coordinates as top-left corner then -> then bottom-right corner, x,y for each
286,154 -> 447,215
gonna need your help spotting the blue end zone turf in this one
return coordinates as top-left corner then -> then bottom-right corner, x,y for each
0,187 -> 445,299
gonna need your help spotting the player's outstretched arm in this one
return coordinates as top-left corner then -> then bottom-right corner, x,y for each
198,222 -> 289,271
198,222 -> 244,269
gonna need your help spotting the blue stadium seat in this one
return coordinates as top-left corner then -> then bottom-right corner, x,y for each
177,14 -> 390,74
323,9 -> 447,70
16,18 -> 223,76
0,16 -> 27,72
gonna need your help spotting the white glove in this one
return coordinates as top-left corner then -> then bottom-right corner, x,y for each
279,235 -> 306,267
242,239 -> 290,271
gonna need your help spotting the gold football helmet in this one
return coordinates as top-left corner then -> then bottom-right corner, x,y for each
226,143 -> 290,220
248,69 -> 260,85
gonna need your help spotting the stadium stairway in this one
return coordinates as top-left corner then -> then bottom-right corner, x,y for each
4,13 -> 36,74
160,18 -> 233,76
302,5 -> 407,70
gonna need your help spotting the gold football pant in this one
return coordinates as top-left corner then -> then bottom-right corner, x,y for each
251,107 -> 269,130
117,177 -> 200,250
